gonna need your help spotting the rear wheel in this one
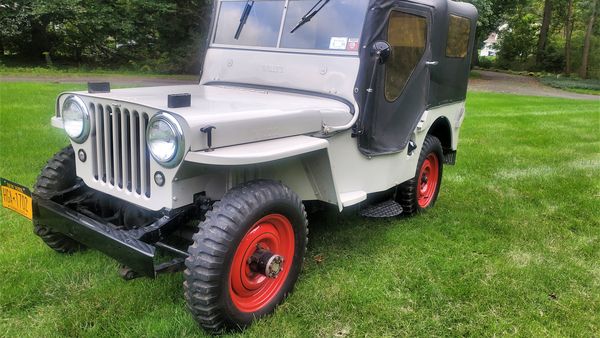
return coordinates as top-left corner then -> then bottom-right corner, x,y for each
33,146 -> 85,254
184,180 -> 308,332
396,135 -> 444,216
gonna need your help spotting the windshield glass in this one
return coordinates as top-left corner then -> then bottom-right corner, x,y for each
214,1 -> 285,47
281,0 -> 368,51
213,0 -> 369,53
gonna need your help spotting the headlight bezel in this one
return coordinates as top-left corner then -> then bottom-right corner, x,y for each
146,112 -> 185,168
62,95 -> 91,144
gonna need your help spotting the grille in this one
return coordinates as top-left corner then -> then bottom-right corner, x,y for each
89,103 -> 152,197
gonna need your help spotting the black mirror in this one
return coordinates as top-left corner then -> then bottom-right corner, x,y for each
371,41 -> 391,64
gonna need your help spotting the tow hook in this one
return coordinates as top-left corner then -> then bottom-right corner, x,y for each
249,248 -> 284,278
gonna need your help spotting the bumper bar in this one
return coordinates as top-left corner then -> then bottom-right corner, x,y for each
35,198 -> 187,277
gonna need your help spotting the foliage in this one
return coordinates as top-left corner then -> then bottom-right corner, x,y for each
0,0 -> 598,77
540,75 -> 600,93
467,0 -> 527,42
496,12 -> 539,69
478,56 -> 497,69
0,0 -> 211,74
1,82 -> 599,336
490,0 -> 599,77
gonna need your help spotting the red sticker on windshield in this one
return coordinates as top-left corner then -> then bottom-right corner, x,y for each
347,38 -> 360,51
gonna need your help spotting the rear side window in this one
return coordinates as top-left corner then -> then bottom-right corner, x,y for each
385,11 -> 428,102
446,15 -> 471,58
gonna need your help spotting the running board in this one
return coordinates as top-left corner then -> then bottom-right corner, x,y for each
360,200 -> 403,218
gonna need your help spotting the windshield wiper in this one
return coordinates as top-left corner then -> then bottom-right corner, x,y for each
290,0 -> 330,34
234,0 -> 255,40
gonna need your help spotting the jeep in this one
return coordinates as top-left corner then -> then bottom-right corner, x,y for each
1,0 -> 477,332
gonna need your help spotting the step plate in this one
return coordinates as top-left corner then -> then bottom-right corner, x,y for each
360,200 -> 403,218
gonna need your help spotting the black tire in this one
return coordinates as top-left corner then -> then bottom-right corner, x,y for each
33,146 -> 85,254
184,180 -> 308,332
396,135 -> 444,216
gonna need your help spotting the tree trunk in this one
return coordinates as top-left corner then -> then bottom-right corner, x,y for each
580,0 -> 598,79
537,0 -> 553,66
564,0 -> 574,75
471,32 -> 481,69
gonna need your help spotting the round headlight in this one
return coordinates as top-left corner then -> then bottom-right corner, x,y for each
147,113 -> 185,168
62,95 -> 90,143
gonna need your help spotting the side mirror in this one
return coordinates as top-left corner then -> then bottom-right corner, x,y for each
371,41 -> 392,64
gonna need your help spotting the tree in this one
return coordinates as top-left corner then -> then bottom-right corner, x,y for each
565,0 -> 575,74
537,0 -> 554,65
497,11 -> 539,68
580,0 -> 598,78
466,0 -> 526,67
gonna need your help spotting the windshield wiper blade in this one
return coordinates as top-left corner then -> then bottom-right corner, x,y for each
234,0 -> 255,40
290,0 -> 330,34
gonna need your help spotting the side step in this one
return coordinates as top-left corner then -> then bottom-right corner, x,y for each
360,200 -> 403,218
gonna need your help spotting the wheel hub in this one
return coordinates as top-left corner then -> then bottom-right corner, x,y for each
249,248 -> 285,279
229,214 -> 295,312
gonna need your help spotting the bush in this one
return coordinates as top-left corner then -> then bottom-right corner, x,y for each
478,56 -> 496,69
540,76 -> 600,93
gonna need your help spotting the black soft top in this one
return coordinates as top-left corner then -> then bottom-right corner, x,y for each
354,0 -> 478,155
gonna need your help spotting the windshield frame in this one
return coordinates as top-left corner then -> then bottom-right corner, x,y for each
210,0 -> 366,56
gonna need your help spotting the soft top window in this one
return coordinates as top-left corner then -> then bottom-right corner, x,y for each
385,11 -> 428,102
446,15 -> 471,58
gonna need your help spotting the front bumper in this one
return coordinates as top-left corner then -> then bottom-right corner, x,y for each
34,197 -> 190,277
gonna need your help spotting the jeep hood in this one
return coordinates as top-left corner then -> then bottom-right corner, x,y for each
75,84 -> 352,151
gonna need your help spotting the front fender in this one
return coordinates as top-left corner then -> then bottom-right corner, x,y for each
183,135 -> 341,208
184,136 -> 328,166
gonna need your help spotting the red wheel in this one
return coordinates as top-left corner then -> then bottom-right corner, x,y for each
229,214 -> 295,312
417,153 -> 440,208
184,180 -> 308,332
396,135 -> 444,215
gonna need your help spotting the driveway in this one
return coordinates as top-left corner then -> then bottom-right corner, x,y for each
468,70 -> 599,101
2,70 -> 598,101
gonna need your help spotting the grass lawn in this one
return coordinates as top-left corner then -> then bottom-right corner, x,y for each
0,65 -> 198,81
1,82 -> 599,337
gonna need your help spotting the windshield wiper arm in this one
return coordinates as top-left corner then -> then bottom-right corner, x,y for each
234,0 -> 255,40
290,0 -> 330,34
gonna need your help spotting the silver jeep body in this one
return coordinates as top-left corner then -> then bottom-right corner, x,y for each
52,0 -> 477,212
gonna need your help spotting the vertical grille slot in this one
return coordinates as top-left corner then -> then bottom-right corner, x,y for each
142,114 -> 151,198
96,104 -> 106,182
89,103 -> 98,180
123,110 -> 132,191
132,111 -> 142,195
113,108 -> 123,188
104,106 -> 113,185
89,102 -> 151,198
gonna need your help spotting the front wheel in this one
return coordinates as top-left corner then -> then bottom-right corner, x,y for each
184,180 -> 308,332
33,146 -> 85,254
396,135 -> 444,216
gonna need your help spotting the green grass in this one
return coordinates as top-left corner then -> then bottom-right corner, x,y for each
0,65 -> 198,81
1,82 -> 599,337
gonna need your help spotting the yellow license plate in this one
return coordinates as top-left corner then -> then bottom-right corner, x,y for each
1,178 -> 33,220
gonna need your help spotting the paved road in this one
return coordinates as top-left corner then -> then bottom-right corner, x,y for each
468,70 -> 599,101
2,70 -> 598,101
